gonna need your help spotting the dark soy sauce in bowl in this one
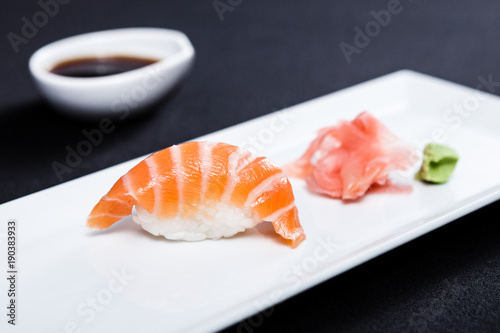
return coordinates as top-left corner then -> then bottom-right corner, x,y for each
50,56 -> 159,78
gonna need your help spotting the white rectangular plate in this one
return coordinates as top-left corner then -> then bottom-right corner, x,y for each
2,70 -> 500,333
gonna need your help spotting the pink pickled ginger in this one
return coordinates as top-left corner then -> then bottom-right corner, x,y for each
284,112 -> 419,200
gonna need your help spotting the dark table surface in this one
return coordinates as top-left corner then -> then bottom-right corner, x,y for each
2,0 -> 500,332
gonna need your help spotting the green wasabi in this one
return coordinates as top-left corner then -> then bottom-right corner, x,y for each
416,143 -> 459,184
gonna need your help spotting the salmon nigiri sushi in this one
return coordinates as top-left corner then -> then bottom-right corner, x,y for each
87,141 -> 305,248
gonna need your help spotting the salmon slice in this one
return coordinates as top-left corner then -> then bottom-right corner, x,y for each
86,177 -> 136,229
284,112 -> 419,200
87,141 -> 305,248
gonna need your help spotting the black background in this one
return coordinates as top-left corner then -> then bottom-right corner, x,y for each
1,0 -> 500,332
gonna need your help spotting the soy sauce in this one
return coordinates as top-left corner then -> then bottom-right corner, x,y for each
50,56 -> 159,78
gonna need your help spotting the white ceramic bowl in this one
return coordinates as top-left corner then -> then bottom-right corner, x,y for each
29,27 -> 195,118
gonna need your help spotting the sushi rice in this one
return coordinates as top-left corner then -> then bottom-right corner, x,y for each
133,201 -> 261,241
